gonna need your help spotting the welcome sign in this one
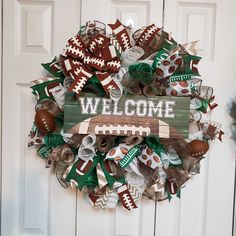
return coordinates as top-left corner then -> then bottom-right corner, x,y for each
64,93 -> 190,138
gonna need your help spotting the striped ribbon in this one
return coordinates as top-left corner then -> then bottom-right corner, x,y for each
96,162 -> 108,189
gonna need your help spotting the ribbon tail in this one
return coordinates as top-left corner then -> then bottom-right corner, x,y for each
117,184 -> 138,210
96,162 -> 108,189
68,68 -> 94,95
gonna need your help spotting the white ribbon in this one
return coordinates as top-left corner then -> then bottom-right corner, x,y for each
161,147 -> 182,169
49,84 -> 67,109
78,134 -> 97,161
121,46 -> 144,67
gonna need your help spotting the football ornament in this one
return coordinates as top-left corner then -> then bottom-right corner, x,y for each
34,109 -> 56,134
189,140 -> 209,157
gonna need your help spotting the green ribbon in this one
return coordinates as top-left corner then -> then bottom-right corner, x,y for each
41,57 -> 65,79
152,49 -> 169,71
78,25 -> 86,34
100,158 -> 125,186
44,133 -> 65,148
163,39 -> 177,52
119,145 -> 141,168
190,83 -> 196,93
65,152 -> 125,190
145,136 -> 182,167
84,171 -> 99,188
37,144 -> 52,159
167,192 -> 172,201
144,136 -> 165,157
37,133 -> 66,159
176,188 -> 181,198
196,98 -> 210,113
168,73 -> 193,82
129,63 -> 152,85
65,154 -> 100,190
86,75 -> 106,96
31,78 -> 63,103
183,54 -> 201,76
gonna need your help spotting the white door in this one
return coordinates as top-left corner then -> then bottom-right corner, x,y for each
2,0 -> 236,236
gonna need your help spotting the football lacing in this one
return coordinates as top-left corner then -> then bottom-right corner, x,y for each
95,125 -> 151,136
72,77 -> 88,93
89,41 -> 96,52
138,25 -> 158,45
90,57 -> 105,67
74,67 -> 82,76
66,45 -> 85,59
144,25 -> 158,41
95,37 -> 105,45
42,118 -> 50,131
84,56 -> 105,67
120,33 -> 130,50
107,85 -> 116,91
122,193 -> 135,210
71,37 -> 84,48
72,60 -> 83,66
107,60 -> 120,68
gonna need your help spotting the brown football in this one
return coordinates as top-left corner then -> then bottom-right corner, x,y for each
34,109 -> 56,134
189,140 -> 209,157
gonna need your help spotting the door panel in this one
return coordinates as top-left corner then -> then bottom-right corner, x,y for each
81,0 -> 163,29
163,1 -> 236,236
2,0 -> 81,235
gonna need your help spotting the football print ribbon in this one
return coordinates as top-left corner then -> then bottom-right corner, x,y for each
60,33 -> 122,101
65,152 -> 125,190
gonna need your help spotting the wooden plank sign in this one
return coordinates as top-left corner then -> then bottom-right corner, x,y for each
64,93 -> 190,139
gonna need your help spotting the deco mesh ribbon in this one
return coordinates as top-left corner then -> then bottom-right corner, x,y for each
28,19 -> 223,210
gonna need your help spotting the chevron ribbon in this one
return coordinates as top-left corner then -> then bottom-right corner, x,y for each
94,188 -> 114,208
127,184 -> 142,205
96,162 -> 108,189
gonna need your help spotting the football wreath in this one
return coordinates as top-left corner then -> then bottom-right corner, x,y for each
28,20 -> 223,210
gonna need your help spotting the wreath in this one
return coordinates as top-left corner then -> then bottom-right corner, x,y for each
28,20 -> 223,210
